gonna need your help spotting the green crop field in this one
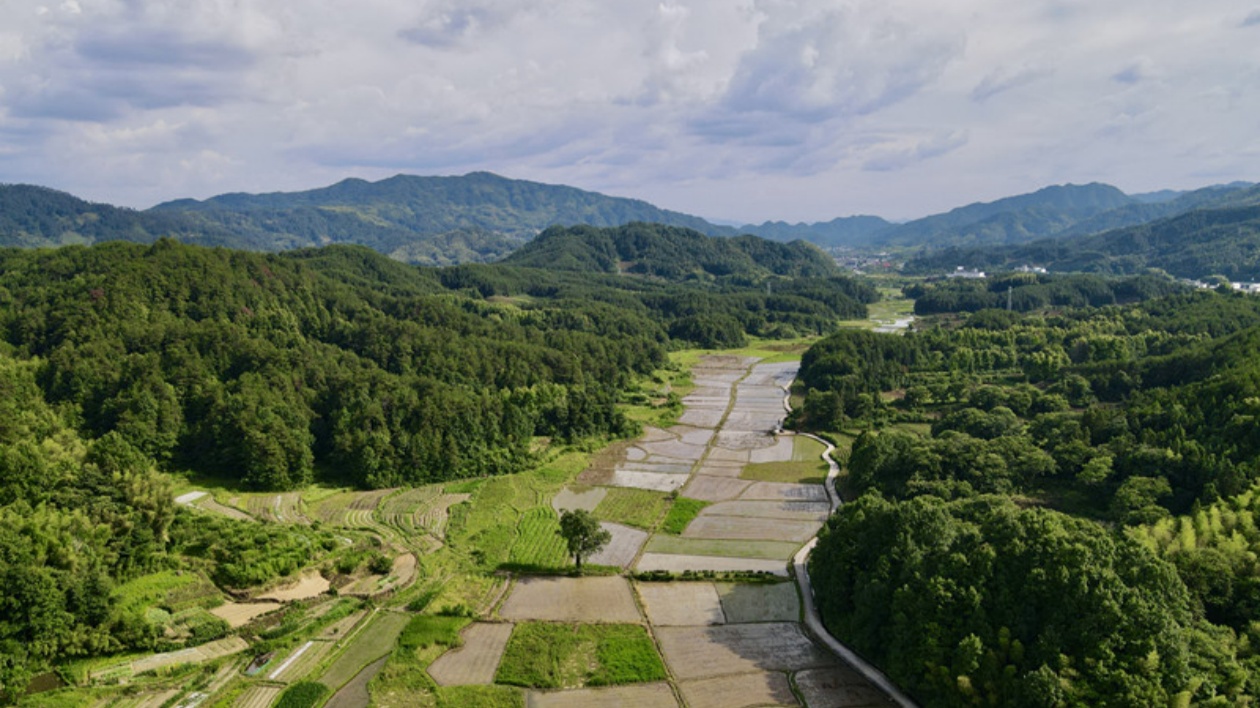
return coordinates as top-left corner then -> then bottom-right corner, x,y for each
593,488 -> 670,529
509,507 -> 568,569
660,497 -> 708,535
318,611 -> 411,692
436,685 -> 524,708
495,623 -> 666,689
740,460 -> 827,485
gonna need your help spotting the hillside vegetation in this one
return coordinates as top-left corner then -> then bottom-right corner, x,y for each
801,288 -> 1260,705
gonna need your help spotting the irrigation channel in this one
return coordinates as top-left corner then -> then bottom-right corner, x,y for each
430,355 -> 915,707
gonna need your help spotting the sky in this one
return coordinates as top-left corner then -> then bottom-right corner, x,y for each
1,0 -> 1258,223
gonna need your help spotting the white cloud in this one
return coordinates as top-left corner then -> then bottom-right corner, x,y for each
0,0 -> 1255,222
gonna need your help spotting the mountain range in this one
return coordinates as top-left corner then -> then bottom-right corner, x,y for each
0,172 -> 1257,277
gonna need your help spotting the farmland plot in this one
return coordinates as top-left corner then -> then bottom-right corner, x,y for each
233,685 -> 280,708
211,602 -> 277,628
681,515 -> 820,543
588,522 -> 648,568
551,486 -> 607,514
678,672 -> 797,708
682,476 -> 751,502
525,683 -> 677,708
256,570 -> 329,602
244,492 -> 309,524
635,582 -> 724,626
794,666 -> 899,708
318,610 -> 410,691
716,582 -> 800,623
509,507 -> 568,568
193,495 -> 255,522
428,622 -> 514,686
653,623 -> 836,681
499,576 -> 641,623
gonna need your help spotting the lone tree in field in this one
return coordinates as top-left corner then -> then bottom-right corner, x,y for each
558,508 -> 611,571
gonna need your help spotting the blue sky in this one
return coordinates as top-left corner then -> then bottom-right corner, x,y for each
1,0 -> 1257,222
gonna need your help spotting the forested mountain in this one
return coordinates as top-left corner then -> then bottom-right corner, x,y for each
907,201 -> 1260,280
799,287 -> 1260,706
0,174 -> 737,266
502,222 -> 837,279
738,215 -> 892,247
874,182 -> 1134,248
149,172 -> 734,264
0,185 -> 248,249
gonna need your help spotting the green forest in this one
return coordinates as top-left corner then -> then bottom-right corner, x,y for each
799,284 -> 1260,705
0,228 -> 871,700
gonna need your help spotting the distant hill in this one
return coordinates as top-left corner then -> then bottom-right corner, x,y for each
150,172 -> 735,264
502,222 -> 838,280
0,184 -> 247,249
875,183 -> 1134,248
906,199 -> 1260,280
739,215 -> 892,248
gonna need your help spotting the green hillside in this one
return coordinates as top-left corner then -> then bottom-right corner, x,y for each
907,202 -> 1260,280
151,172 -> 734,264
503,222 -> 837,280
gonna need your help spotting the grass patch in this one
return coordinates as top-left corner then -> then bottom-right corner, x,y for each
740,460 -> 827,485
495,623 -> 666,689
643,536 -> 801,560
113,570 -> 222,615
275,681 -> 329,708
670,338 -> 817,366
398,615 -> 472,651
437,685 -> 523,708
660,498 -> 708,535
792,435 -> 827,462
593,488 -> 670,529
508,507 -> 568,569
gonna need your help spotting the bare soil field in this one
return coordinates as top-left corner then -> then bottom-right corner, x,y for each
739,482 -> 828,502
716,582 -> 800,623
525,682 -> 677,708
618,461 -> 695,475
675,427 -> 715,446
638,439 -> 707,460
682,476 -> 751,502
642,536 -> 800,560
748,438 -> 795,463
634,553 -> 788,576
654,623 -> 836,681
635,582 -> 724,626
257,570 -> 329,602
706,447 -> 751,463
210,602 -> 278,628
676,409 -> 726,428
233,685 -> 280,708
606,470 -> 687,493
428,622 -> 514,686
794,666 -> 899,707
588,522 -> 648,568
677,671 -> 797,708
499,576 -> 641,623
551,486 -> 607,513
693,461 -> 746,478
682,515 -> 821,543
700,500 -> 830,521
713,430 -> 777,450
